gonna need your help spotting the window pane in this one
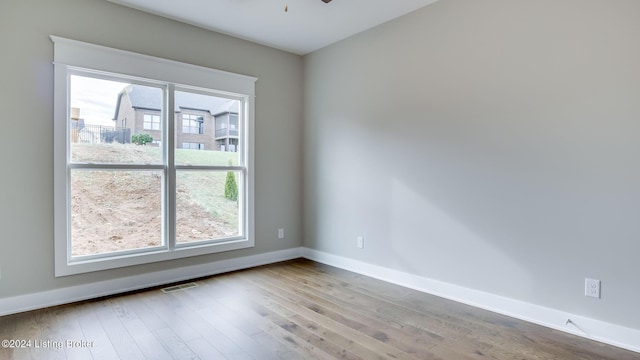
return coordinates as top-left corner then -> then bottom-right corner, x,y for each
176,171 -> 241,244
71,169 -> 163,256
143,114 -> 161,131
174,91 -> 241,166
70,75 -> 163,164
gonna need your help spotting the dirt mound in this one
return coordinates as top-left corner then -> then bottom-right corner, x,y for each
69,144 -> 238,257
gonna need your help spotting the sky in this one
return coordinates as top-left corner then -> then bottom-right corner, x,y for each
70,75 -> 129,126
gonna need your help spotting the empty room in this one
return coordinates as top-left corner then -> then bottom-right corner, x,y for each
1,0 -> 639,359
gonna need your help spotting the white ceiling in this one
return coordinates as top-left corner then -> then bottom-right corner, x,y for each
107,0 -> 440,55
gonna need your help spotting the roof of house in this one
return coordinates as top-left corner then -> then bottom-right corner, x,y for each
114,84 -> 239,120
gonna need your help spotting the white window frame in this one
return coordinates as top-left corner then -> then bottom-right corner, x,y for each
52,36 -> 256,277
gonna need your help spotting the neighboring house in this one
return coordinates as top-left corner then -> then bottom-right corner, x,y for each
113,84 -> 239,151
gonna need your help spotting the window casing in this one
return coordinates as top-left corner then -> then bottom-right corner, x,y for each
53,36 -> 256,276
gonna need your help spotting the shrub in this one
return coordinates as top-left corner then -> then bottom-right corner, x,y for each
224,171 -> 238,201
132,133 -> 153,145
224,160 -> 238,201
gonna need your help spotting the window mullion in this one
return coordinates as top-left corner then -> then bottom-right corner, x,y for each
166,84 -> 176,250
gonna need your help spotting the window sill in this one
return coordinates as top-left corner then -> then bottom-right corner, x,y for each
55,237 -> 254,277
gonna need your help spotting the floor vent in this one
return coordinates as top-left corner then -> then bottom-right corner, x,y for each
161,282 -> 199,293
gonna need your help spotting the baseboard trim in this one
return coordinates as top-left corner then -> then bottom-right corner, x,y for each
0,247 -> 303,317
3,246 -> 638,353
302,247 -> 640,354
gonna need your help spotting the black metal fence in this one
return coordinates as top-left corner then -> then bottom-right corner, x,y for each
72,124 -> 130,144
103,128 -> 131,144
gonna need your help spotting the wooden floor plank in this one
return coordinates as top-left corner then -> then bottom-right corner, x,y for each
138,291 -> 201,344
207,287 -> 325,360
92,301 -> 145,360
53,307 -> 94,360
267,266 -> 499,359
250,331 -> 305,360
153,327 -> 199,360
76,302 -> 121,360
0,314 -> 17,360
194,306 -> 279,360
120,318 -> 174,360
231,274 -> 425,360
239,269 -> 444,358
280,263 -> 476,339
258,266 -> 468,342
246,299 -> 359,360
1,259 -> 638,360
172,303 -> 256,359
185,337 -> 227,360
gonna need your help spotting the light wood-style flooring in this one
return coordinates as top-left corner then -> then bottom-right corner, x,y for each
0,259 -> 638,359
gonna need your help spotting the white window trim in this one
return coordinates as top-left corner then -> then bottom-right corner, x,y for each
52,36 -> 257,277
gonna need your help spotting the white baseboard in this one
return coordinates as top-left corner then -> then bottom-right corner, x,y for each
0,247 -> 303,317
3,246 -> 638,354
302,247 -> 640,354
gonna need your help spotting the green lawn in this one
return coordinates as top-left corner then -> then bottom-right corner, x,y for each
71,142 -> 239,166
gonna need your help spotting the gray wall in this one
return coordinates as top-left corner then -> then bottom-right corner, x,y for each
0,0 -> 303,297
303,0 -> 640,329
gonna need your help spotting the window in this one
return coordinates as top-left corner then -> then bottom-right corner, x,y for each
53,36 -> 256,276
182,142 -> 204,150
144,114 -> 161,130
182,114 -> 204,134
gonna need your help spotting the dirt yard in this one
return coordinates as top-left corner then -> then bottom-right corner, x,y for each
70,143 -> 238,256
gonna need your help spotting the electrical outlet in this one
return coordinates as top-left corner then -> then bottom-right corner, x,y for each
278,228 -> 284,239
356,236 -> 364,249
585,278 -> 601,299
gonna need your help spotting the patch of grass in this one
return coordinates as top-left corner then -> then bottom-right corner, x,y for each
71,143 -> 162,163
175,148 -> 238,166
177,171 -> 238,223
71,143 -> 239,166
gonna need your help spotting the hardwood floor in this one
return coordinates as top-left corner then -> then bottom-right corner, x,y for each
1,259 -> 638,360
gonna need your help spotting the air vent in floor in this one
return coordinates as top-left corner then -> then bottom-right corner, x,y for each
161,282 -> 199,293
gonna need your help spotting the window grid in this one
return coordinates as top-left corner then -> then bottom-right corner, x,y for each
53,36 -> 256,277
182,114 -> 203,134
144,114 -> 161,130
65,72 -> 248,264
